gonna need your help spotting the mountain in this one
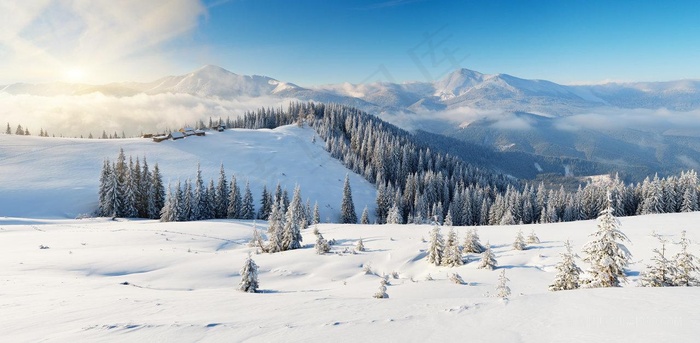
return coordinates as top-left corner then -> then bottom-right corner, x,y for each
4,65 -> 700,180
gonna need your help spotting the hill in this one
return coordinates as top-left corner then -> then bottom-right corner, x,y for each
0,125 -> 376,220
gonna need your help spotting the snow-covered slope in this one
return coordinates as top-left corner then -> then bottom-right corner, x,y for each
0,125 -> 376,220
1,212 -> 698,342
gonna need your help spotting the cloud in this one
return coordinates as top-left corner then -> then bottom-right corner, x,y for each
0,0 -> 205,84
554,107 -> 700,134
0,92 -> 296,137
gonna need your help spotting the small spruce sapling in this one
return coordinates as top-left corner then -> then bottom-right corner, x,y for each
513,229 -> 526,250
356,238 -> 365,252
373,276 -> 389,299
527,229 -> 540,244
478,242 -> 497,270
449,272 -> 465,285
549,240 -> 583,291
238,253 -> 259,293
639,234 -> 676,287
427,223 -> 444,266
463,228 -> 485,253
315,232 -> 331,255
672,230 -> 700,287
496,269 -> 511,299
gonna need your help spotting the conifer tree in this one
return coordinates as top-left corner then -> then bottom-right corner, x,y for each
373,277 -> 389,299
356,238 -> 365,252
160,184 -> 178,222
191,164 -> 205,221
442,227 -> 463,267
496,269 -> 511,299
360,205 -> 370,224
463,228 -> 485,254
15,124 -> 23,135
444,209 -> 453,227
549,240 -> 583,291
121,158 -> 138,218
215,164 -> 229,219
249,223 -> 265,249
478,242 -> 497,270
513,229 -> 526,251
149,163 -> 165,219
672,230 -> 700,286
266,199 -> 284,253
640,235 -> 676,287
315,231 -> 331,254
582,195 -> 632,287
97,159 -> 112,216
5,123 -> 10,135
313,201 -> 321,224
386,203 -> 402,224
281,185 -> 304,250
527,229 -> 540,244
427,223 -> 444,266
340,175 -> 357,223
241,181 -> 255,220
258,185 -> 273,220
238,253 -> 259,293
227,175 -> 242,219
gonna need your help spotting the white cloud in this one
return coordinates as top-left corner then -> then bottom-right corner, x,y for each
0,93 -> 295,137
0,0 -> 206,84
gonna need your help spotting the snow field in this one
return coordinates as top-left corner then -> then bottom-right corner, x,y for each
1,212 -> 699,342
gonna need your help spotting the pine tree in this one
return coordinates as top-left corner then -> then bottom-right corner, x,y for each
640,235 -> 676,287
373,277 -> 389,299
121,158 -> 138,218
672,230 -> 700,286
386,203 -> 402,224
249,223 -> 265,249
15,124 -> 23,135
527,229 -> 540,244
191,163 -> 205,221
97,159 -> 112,216
215,164 -> 229,219
582,195 -> 632,287
160,184 -> 178,222
241,181 -> 255,220
442,227 -> 463,267
549,240 -> 583,291
496,269 -> 511,299
5,123 -> 10,135
356,238 -> 365,252
463,228 -> 485,254
513,229 -> 526,250
238,253 -> 259,293
427,223 -> 444,266
444,209 -> 453,227
227,175 -> 242,219
313,201 -> 321,224
281,185 -> 305,251
478,242 -> 497,270
315,231 -> 331,254
149,163 -> 165,219
360,206 -> 370,224
258,185 -> 272,220
266,199 -> 284,253
340,175 -> 357,223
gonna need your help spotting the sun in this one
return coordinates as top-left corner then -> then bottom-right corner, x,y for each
64,67 -> 87,83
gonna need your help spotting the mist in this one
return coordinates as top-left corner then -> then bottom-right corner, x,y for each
0,93 -> 296,137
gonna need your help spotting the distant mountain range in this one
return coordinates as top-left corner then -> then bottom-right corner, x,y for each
4,65 -> 700,180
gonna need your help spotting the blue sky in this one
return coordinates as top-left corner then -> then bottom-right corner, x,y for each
2,0 -> 700,85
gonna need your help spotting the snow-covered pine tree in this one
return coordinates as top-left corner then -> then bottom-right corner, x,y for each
148,163 -> 165,219
496,269 -> 511,299
340,175 -> 357,223
266,199 -> 284,253
227,175 -> 242,219
640,235 -> 676,287
182,180 -> 193,221
582,194 -> 632,287
549,240 -> 583,291
5,122 -> 10,135
386,203 -> 402,224
97,159 -> 112,216
672,230 -> 700,286
190,163 -> 205,221
160,184 -> 178,222
513,229 -> 526,250
356,238 -> 365,252
215,164 -> 229,219
105,162 -> 122,217
137,158 -> 151,218
121,158 -> 139,218
281,185 -> 304,251
477,242 -> 497,270
442,227 -> 464,267
249,223 -> 265,249
527,229 -> 540,244
444,209 -> 453,227
360,205 -> 370,224
427,223 -> 444,266
238,253 -> 259,293
373,277 -> 389,299
313,201 -> 320,224
241,181 -> 255,220
463,228 -> 485,253
315,232 -> 331,254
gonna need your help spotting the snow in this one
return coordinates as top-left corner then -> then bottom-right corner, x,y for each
1,213 -> 699,342
0,125 -> 376,221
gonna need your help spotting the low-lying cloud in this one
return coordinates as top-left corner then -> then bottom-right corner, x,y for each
0,93 -> 294,137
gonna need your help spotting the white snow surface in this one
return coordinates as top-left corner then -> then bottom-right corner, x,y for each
0,125 -> 376,221
1,213 -> 699,342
